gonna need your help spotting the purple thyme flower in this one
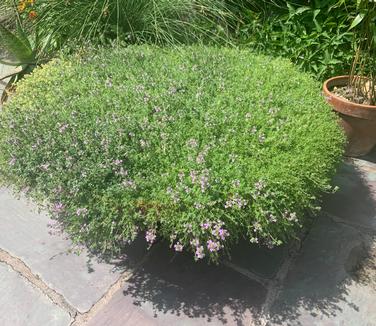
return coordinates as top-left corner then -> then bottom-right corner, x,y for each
207,240 -> 220,252
59,124 -> 69,134
139,139 -> 147,148
268,213 -> 277,223
194,202 -> 203,209
122,179 -> 136,190
40,163 -> 50,171
9,157 -> 16,166
201,221 -> 211,230
178,171 -> 185,182
195,246 -> 205,259
76,208 -> 88,216
52,202 -> 64,214
190,170 -> 197,184
113,159 -> 123,166
145,229 -> 156,244
174,242 -> 184,252
232,179 -> 240,188
253,222 -> 262,232
288,212 -> 298,222
196,152 -> 206,164
225,193 -> 247,209
255,180 -> 265,191
265,238 -> 275,249
118,167 -> 128,177
185,223 -> 193,232
218,228 -> 230,240
187,138 -> 198,148
200,175 -> 209,192
105,78 -> 113,88
190,238 -> 200,247
153,106 -> 162,113
224,199 -> 233,209
169,86 -> 177,94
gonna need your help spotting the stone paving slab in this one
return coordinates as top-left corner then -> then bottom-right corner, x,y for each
0,262 -> 71,326
88,243 -> 267,326
0,62 -> 15,104
0,187 -> 147,313
229,240 -> 288,279
269,215 -> 376,326
323,157 -> 376,231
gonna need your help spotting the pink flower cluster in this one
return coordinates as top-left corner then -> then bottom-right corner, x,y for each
145,229 -> 156,244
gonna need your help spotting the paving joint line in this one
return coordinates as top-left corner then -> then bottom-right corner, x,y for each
0,248 -> 78,319
256,227 -> 312,326
71,248 -> 154,326
325,211 -> 376,236
222,260 -> 270,287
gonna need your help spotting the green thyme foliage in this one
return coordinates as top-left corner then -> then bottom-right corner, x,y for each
0,46 -> 344,261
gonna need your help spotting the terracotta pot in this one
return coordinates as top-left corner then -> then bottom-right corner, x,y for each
323,75 -> 376,157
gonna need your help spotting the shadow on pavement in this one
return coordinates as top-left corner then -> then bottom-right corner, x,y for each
120,243 -> 266,325
269,155 -> 376,325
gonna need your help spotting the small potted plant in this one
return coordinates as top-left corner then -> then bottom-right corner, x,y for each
323,0 -> 376,157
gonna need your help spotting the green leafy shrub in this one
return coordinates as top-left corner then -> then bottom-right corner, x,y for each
236,0 -> 357,80
0,46 -> 344,261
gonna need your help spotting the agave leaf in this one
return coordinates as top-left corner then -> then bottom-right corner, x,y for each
0,58 -> 21,66
16,20 -> 32,51
0,23 -> 34,64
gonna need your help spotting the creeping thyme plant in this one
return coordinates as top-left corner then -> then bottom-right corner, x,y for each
0,46 -> 344,262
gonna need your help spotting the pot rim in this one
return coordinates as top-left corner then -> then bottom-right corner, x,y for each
323,75 -> 376,110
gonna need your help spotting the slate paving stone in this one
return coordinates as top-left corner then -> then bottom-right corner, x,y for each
322,159 -> 376,231
0,262 -> 71,326
0,63 -> 14,103
0,188 -> 148,313
88,243 -> 267,326
269,215 -> 376,326
229,240 -> 288,279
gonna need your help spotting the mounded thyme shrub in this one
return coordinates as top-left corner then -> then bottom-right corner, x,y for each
0,46 -> 344,262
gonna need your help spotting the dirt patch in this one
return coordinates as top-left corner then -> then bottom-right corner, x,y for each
332,85 -> 374,105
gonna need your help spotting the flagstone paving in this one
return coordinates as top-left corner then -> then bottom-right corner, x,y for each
0,61 -> 13,103
0,188 -> 144,313
0,63 -> 375,326
0,262 -> 71,326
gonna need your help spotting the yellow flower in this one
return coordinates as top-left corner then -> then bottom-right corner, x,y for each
17,1 -> 26,13
26,0 -> 35,4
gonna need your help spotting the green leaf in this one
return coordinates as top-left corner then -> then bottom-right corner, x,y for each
0,24 -> 34,64
16,20 -> 32,51
349,13 -> 365,30
313,9 -> 322,33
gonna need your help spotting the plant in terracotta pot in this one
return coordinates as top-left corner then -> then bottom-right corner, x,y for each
323,0 -> 376,157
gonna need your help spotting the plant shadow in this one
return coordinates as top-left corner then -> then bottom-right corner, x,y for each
120,244 -> 267,325
269,157 -> 376,325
